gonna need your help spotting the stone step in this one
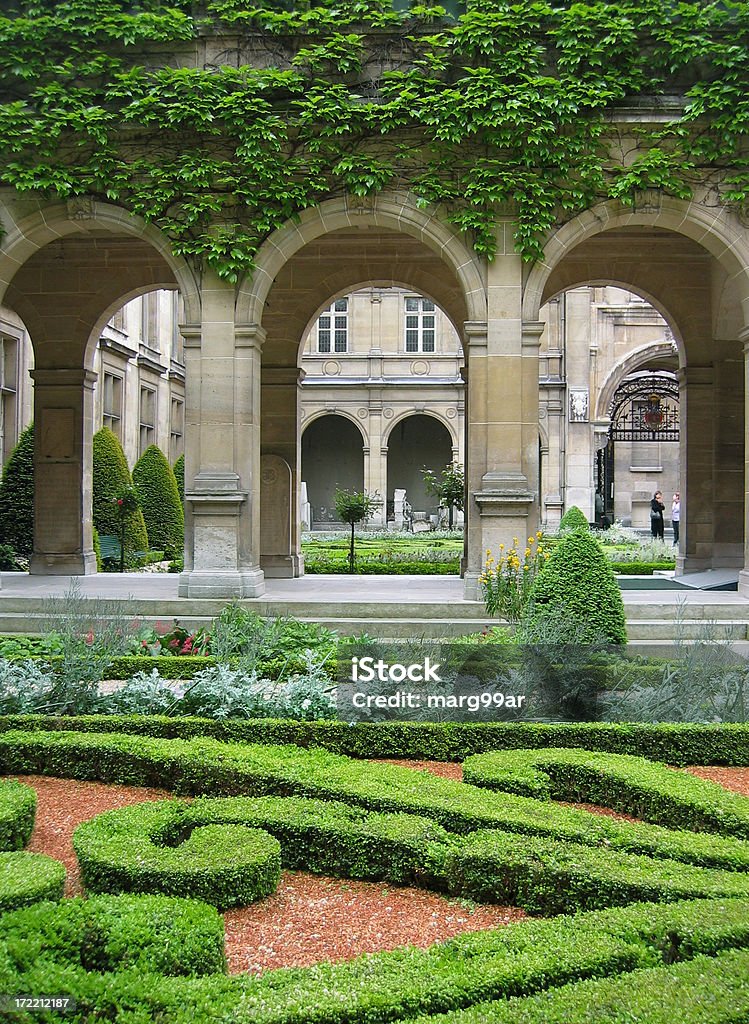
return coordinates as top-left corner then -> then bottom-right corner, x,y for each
625,619 -> 748,640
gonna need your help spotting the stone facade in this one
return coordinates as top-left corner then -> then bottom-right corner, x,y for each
0,187 -> 747,597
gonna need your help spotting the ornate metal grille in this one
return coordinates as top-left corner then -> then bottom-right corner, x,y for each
609,374 -> 679,442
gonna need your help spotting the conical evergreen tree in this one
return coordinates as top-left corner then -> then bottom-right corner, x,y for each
527,528 -> 627,644
173,453 -> 185,504
92,427 -> 148,560
133,445 -> 184,557
0,423 -> 34,557
558,505 -> 589,531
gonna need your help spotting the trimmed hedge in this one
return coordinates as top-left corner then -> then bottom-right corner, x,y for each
0,894 -> 226,977
74,796 -> 449,899
4,730 -> 749,876
614,561 -> 676,574
0,778 -> 36,850
305,558 -> 460,575
0,851 -> 66,912
1,715 -> 748,765
173,452 -> 184,504
0,423 -> 34,558
444,830 -> 749,913
74,807 -> 281,909
462,748 -> 749,838
3,898 -> 749,1024
133,444 -> 184,558
407,948 -> 749,1024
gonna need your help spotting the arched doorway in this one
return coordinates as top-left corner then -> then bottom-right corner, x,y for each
301,414 -> 365,527
386,414 -> 455,523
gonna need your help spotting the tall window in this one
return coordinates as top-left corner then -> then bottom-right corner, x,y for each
170,396 -> 184,462
317,298 -> 348,353
139,385 -> 156,455
140,292 -> 159,350
405,297 -> 436,352
102,371 -> 123,440
0,337 -> 17,464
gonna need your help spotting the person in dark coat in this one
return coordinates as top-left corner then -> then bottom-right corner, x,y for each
650,491 -> 665,540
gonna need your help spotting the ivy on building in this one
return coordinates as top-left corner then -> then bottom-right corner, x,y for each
0,1 -> 747,280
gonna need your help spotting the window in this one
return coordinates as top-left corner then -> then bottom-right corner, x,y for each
405,297 -> 436,352
170,292 -> 184,364
170,396 -> 184,462
317,298 -> 348,353
0,337 -> 17,464
139,385 -> 156,455
102,372 -> 123,440
140,293 -> 159,350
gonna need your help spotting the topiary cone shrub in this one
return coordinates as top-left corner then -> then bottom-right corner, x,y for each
133,445 -> 184,558
173,453 -> 185,505
526,528 -> 627,645
93,428 -> 148,563
558,505 -> 589,532
0,423 -> 34,558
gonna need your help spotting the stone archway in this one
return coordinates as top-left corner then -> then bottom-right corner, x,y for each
301,413 -> 366,529
386,413 -> 455,522
524,200 -> 749,579
0,198 -> 197,575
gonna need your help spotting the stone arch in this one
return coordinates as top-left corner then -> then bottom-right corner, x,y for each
595,341 -> 681,421
383,408 -> 459,450
522,197 -> 749,329
301,407 -> 370,447
301,412 -> 367,527
0,199 -> 200,324
236,193 -> 487,329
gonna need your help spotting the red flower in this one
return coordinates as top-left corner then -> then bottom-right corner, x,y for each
181,638 -> 193,653
117,498 -> 123,506
85,630 -> 94,646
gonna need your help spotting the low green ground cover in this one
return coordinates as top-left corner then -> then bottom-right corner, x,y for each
302,532 -> 463,574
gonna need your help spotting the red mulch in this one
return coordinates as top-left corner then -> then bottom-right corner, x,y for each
685,766 -> 749,795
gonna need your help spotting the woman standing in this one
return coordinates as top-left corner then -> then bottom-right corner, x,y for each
650,491 -> 665,540
671,492 -> 680,546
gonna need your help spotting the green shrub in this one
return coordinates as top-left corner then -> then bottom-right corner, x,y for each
92,525 -> 102,571
558,505 -> 589,531
0,779 -> 36,850
0,851 -> 66,912
613,561 -> 676,574
74,796 -> 448,898
4,729 -> 749,874
525,528 -> 627,644
1,715 -> 749,766
463,748 -> 749,838
133,445 -> 184,557
173,452 -> 185,504
0,423 -> 34,558
92,428 -> 149,561
0,894 -> 226,977
408,948 -> 749,1024
445,830 -> 749,913
74,806 -> 281,909
305,557 -> 459,574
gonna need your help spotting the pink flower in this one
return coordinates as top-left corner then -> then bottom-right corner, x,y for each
85,630 -> 94,646
117,498 -> 123,506
181,638 -> 193,654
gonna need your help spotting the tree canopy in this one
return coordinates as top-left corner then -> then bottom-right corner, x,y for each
1,1 -> 747,279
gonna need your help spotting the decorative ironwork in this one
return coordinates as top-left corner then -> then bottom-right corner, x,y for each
609,373 -> 679,442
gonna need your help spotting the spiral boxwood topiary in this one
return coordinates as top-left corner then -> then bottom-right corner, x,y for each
133,445 -> 184,558
92,428 -> 149,562
526,529 -> 627,645
0,423 -> 34,558
558,505 -> 589,532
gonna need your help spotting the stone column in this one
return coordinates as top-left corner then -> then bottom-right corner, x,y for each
260,366 -> 304,576
712,338 -> 743,568
178,271 -> 265,598
463,227 -> 539,600
29,368 -> 97,575
738,330 -> 749,595
676,364 -> 714,574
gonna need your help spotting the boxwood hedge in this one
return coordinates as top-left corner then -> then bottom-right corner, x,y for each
0,778 -> 36,850
1,715 -> 748,765
462,747 -> 749,837
3,898 -> 749,1024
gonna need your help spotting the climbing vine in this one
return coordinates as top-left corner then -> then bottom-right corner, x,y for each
0,0 -> 748,279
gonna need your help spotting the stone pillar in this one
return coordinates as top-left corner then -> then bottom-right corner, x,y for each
261,367 -> 304,576
676,364 -> 714,574
179,272 -> 265,598
363,400 -> 386,527
738,331 -> 749,596
29,368 -> 97,575
712,339 -> 743,568
463,227 -> 539,600
563,291 -> 595,519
